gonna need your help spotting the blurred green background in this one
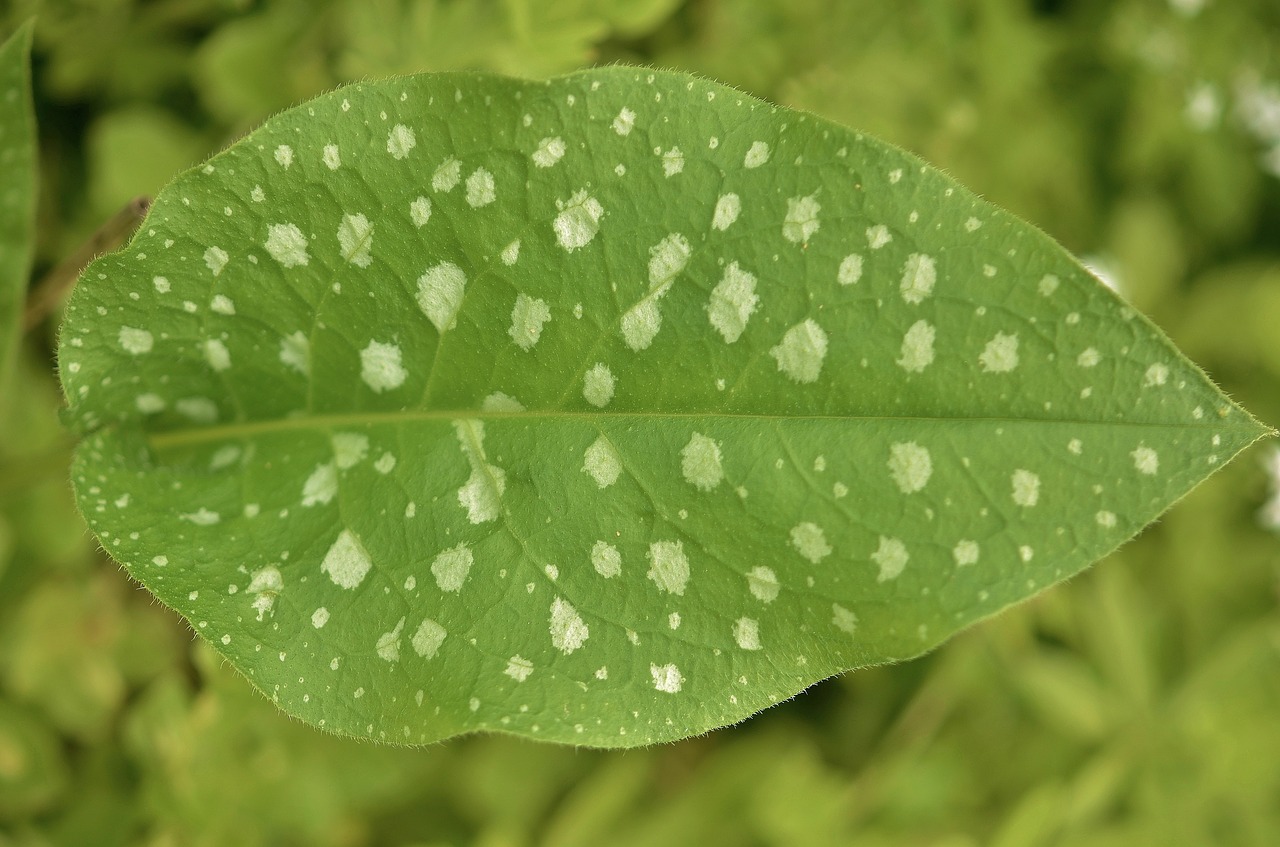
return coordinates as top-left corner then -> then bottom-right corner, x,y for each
2,1 -> 1280,845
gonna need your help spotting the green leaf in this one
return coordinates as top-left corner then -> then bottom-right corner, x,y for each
0,19 -> 36,394
58,67 -> 1270,748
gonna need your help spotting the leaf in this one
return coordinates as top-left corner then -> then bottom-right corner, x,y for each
0,20 -> 36,395
58,67 -> 1270,748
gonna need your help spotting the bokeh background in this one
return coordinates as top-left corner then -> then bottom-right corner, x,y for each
2,1 -> 1280,844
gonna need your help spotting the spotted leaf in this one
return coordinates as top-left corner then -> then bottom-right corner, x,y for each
59,68 -> 1269,748
0,21 -> 36,391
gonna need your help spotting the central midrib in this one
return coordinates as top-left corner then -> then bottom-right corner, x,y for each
140,406 -> 1261,450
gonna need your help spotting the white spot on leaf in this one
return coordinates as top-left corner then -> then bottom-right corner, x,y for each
202,337 -> 231,371
621,301 -> 662,351
549,597 -> 589,654
832,604 -> 858,634
583,437 -> 622,488
322,529 -> 372,589
979,332 -> 1020,373
650,663 -> 683,693
453,420 -> 506,524
410,196 -> 432,227
790,522 -> 832,564
782,193 -> 821,244
387,124 -> 416,159
465,168 -> 496,207
681,432 -> 724,491
888,442 -> 932,493
337,213 -> 374,268
532,136 -> 566,167
621,233 -> 691,351
431,543 -> 473,592
359,340 -> 406,392
1132,446 -> 1159,475
747,566 -> 780,603
248,566 -> 283,622
583,363 -> 615,408
204,246 -> 229,276
871,536 -> 908,582
770,319 -> 828,384
416,261 -> 467,333
508,294 -> 550,350
649,233 -> 691,287
376,617 -> 406,662
181,507 -> 220,526
136,393 -> 164,413
323,144 -> 341,170
707,261 -> 758,344
279,331 -> 310,376
176,398 -> 217,423
432,157 -> 461,192
900,253 -> 937,304
505,655 -> 534,682
733,617 -> 762,650
866,225 -> 892,250
897,320 -> 936,373
612,107 -> 636,135
553,190 -> 604,252
1012,469 -> 1040,507
118,326 -> 153,355
302,463 -> 337,506
744,140 -> 771,168
481,392 -> 524,412
265,223 -> 309,268
712,193 -> 740,231
411,619 -> 447,659
838,254 -> 863,286
646,540 -> 690,595
660,146 -> 684,177
591,541 -> 621,578
501,239 -> 520,265
332,433 -> 368,469
953,540 -> 980,566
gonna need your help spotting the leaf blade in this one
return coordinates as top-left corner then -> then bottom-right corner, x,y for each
60,67 -> 1269,747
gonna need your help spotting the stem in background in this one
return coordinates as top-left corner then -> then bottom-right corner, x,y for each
23,196 -> 150,331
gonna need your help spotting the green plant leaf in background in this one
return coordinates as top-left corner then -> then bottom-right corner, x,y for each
57,67 -> 1270,748
0,19 -> 35,392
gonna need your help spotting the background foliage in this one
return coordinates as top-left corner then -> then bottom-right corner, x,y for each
1,0 -> 1279,844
